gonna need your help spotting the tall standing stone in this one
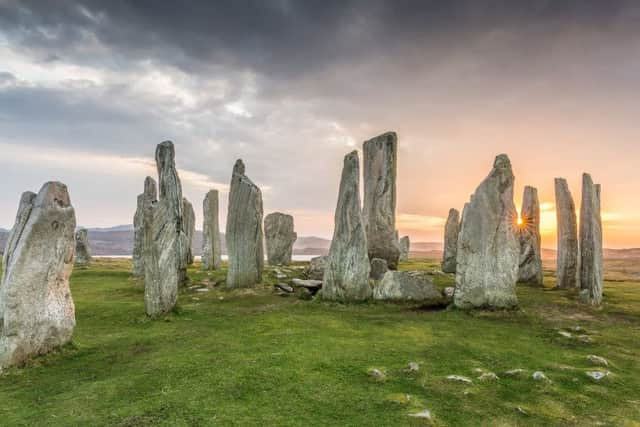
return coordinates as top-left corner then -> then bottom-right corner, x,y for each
264,212 -> 297,266
398,235 -> 410,262
226,159 -> 264,288
132,177 -> 157,277
74,228 -> 92,266
517,186 -> 543,285
555,178 -> 578,289
182,197 -> 195,266
143,141 -> 188,316
362,132 -> 400,269
202,189 -> 222,270
0,182 -> 76,368
579,174 -> 603,305
441,208 -> 460,273
322,151 -> 371,301
454,154 -> 519,309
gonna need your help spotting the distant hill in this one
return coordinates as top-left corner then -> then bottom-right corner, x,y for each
0,225 -> 638,260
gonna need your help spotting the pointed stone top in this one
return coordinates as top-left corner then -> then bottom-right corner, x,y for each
233,159 -> 245,175
493,154 -> 512,169
448,207 -> 460,217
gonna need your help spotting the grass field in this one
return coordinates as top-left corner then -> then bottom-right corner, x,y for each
0,258 -> 639,426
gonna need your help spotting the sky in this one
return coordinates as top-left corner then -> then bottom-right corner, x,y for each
0,0 -> 639,248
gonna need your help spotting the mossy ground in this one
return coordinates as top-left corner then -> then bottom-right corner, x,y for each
0,258 -> 639,426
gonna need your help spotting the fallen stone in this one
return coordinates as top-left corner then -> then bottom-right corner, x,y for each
408,410 -> 432,420
454,154 -> 519,309
226,159 -> 264,288
558,331 -> 572,338
264,212 -> 297,266
504,369 -> 525,377
441,208 -> 460,273
275,283 -> 294,293
275,273 -> 287,280
555,178 -> 579,289
0,182 -> 76,368
195,288 -> 210,293
362,132 -> 400,269
373,271 -> 443,304
478,372 -> 499,381
321,151 -> 371,301
369,258 -> 388,281
291,278 -> 323,289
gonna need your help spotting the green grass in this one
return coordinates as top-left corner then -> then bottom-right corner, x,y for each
0,258 -> 639,426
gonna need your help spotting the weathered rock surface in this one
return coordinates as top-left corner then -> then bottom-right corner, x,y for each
74,228 -> 91,266
373,271 -> 443,303
201,189 -> 222,270
307,255 -> 327,280
579,173 -> 603,305
0,182 -> 76,368
132,177 -> 157,277
441,208 -> 460,273
398,235 -> 410,262
555,178 -> 578,289
517,186 -> 543,285
454,154 -> 519,309
322,151 -> 371,301
362,132 -> 400,269
182,197 -> 195,266
226,159 -> 264,288
143,141 -> 188,316
370,258 -> 388,281
264,212 -> 297,266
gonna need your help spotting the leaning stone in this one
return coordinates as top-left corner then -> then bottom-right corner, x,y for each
362,132 -> 400,269
264,212 -> 297,266
74,228 -> 92,266
454,154 -> 519,309
182,197 -> 196,266
0,182 -> 76,368
441,208 -> 460,273
446,375 -> 473,384
398,235 -> 410,261
579,173 -> 603,305
555,178 -> 578,289
201,189 -> 222,270
143,141 -> 188,316
226,159 -> 264,288
369,258 -> 388,281
517,186 -> 543,285
321,151 -> 371,301
373,271 -> 443,304
587,355 -> 608,366
132,177 -> 157,277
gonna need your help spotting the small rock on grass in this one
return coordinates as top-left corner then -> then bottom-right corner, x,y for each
478,372 -> 499,381
504,369 -> 525,377
447,375 -> 473,384
408,410 -> 432,420
532,371 -> 549,381
586,371 -> 609,381
195,288 -> 210,292
275,283 -> 294,293
558,331 -> 572,338
587,355 -> 608,366
368,368 -> 387,381
406,362 -> 420,372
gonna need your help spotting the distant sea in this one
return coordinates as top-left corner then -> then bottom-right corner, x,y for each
100,255 -> 321,261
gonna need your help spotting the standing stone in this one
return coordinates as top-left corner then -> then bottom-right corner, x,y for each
202,189 -> 222,270
226,159 -> 264,288
579,174 -> 603,305
555,178 -> 578,289
362,132 -> 401,269
398,236 -> 410,262
0,182 -> 76,368
517,186 -> 543,285
322,151 -> 371,301
306,255 -> 327,281
143,141 -> 188,316
441,209 -> 460,273
132,177 -> 157,277
74,228 -> 92,266
182,197 -> 195,266
454,154 -> 519,309
264,212 -> 297,266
